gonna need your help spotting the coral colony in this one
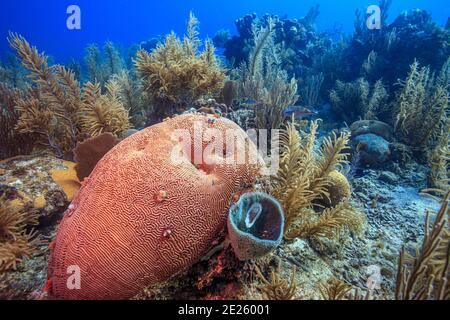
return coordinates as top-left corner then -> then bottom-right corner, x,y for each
0,0 -> 449,301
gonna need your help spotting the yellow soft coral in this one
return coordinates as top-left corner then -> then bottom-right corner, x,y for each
270,121 -> 364,241
135,12 -> 225,117
0,195 -> 42,273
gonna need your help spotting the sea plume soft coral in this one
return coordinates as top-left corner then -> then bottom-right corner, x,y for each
135,12 -> 225,118
254,258 -> 297,300
395,60 -> 449,152
395,191 -> 450,300
270,121 -> 364,242
80,80 -> 130,137
0,195 -> 42,273
7,33 -> 131,158
0,84 -> 34,159
238,18 -> 298,130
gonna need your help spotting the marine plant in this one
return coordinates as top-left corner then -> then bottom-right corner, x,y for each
238,18 -> 298,130
0,195 -> 42,273
254,259 -> 297,300
395,191 -> 450,300
427,131 -> 449,193
135,12 -> 225,119
329,78 -> 388,123
270,121 -> 364,243
395,60 -> 449,153
7,33 -> 130,159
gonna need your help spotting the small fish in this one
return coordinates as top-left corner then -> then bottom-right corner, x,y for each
283,106 -> 317,120
243,99 -> 259,106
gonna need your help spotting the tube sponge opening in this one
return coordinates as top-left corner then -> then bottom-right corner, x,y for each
227,192 -> 284,260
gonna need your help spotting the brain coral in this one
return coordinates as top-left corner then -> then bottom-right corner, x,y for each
47,114 -> 261,300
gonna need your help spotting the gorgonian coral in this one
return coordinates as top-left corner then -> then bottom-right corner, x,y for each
330,78 -> 388,123
135,12 -> 225,118
7,33 -> 130,159
0,195 -> 42,273
270,121 -> 364,243
238,18 -> 298,130
395,60 -> 449,152
395,191 -> 450,300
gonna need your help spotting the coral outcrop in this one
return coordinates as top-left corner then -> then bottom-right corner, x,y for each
47,113 -> 261,299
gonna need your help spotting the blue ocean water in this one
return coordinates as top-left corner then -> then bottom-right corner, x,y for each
0,0 -> 448,63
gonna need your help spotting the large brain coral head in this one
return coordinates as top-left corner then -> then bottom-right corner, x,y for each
47,113 -> 262,300
227,192 -> 284,261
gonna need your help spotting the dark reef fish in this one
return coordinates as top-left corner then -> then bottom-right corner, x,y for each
283,106 -> 318,120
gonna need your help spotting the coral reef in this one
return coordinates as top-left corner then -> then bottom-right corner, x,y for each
255,258 -> 297,300
352,133 -> 391,166
47,114 -> 261,299
79,81 -> 130,137
136,13 -> 225,119
0,84 -> 35,159
320,170 -> 351,208
84,41 -> 124,87
227,192 -> 284,260
0,156 -> 79,221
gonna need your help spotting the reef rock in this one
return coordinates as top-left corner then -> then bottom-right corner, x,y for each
352,133 -> 391,166
0,156 -> 80,225
47,114 -> 262,300
350,120 -> 394,142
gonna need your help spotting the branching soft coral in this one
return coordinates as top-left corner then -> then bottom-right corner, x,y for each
135,12 -> 225,118
395,60 -> 449,151
426,129 -> 449,193
270,121 -> 364,241
318,277 -> 353,300
395,191 -> 450,300
0,195 -> 42,273
290,202 -> 364,242
8,33 -> 131,158
0,84 -> 35,159
330,78 -> 388,123
112,70 -> 147,127
255,259 -> 297,300
80,81 -> 130,137
239,18 -> 298,130
84,42 -> 124,87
